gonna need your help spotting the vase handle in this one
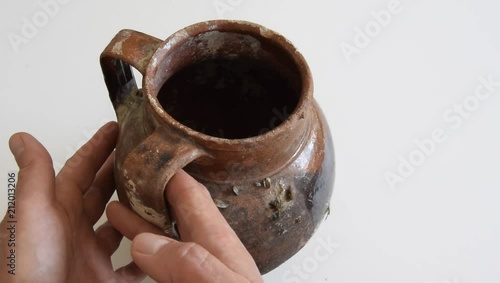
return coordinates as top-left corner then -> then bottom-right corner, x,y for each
100,29 -> 162,118
117,126 -> 207,232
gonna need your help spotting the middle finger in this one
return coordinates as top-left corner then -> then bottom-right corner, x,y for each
83,152 -> 116,225
95,221 -> 123,257
57,122 -> 118,194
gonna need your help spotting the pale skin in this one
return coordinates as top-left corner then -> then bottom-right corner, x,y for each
0,122 -> 264,283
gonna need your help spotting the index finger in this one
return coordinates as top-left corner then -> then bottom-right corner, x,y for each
57,122 -> 118,193
166,170 -> 261,281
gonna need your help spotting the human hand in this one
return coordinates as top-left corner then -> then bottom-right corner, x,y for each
0,122 -> 144,283
107,170 -> 264,283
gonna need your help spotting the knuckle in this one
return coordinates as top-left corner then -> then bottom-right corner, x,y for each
177,242 -> 210,266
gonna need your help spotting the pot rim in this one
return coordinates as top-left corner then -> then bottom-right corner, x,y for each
143,19 -> 313,149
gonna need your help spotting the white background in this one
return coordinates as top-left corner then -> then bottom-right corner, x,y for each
1,0 -> 500,282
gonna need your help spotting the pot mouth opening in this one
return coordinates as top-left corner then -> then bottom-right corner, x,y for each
145,20 -> 312,145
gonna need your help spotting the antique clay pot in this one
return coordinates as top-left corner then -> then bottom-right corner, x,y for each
100,20 -> 334,274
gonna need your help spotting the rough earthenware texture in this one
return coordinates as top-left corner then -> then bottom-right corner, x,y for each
100,20 -> 335,274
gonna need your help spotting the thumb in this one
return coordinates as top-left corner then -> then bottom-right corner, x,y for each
131,233 -> 248,283
0,133 -> 55,280
8,133 -> 55,203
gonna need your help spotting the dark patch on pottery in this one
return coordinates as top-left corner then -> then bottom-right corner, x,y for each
156,152 -> 171,169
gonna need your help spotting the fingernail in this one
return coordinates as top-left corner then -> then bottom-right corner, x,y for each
134,233 -> 170,255
9,135 -> 25,157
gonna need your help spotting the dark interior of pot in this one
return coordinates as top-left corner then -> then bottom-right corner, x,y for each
154,30 -> 303,139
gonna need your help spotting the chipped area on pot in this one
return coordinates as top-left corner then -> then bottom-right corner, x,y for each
197,31 -> 225,54
151,56 -> 159,68
111,30 -> 132,56
163,30 -> 190,52
149,95 -> 166,114
125,179 -> 168,228
138,205 -> 167,226
111,40 -> 124,56
267,178 -> 295,220
126,179 -> 137,191
222,20 -> 271,33
259,26 -> 274,38
138,48 -> 157,72
194,31 -> 261,57
124,179 -> 141,210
